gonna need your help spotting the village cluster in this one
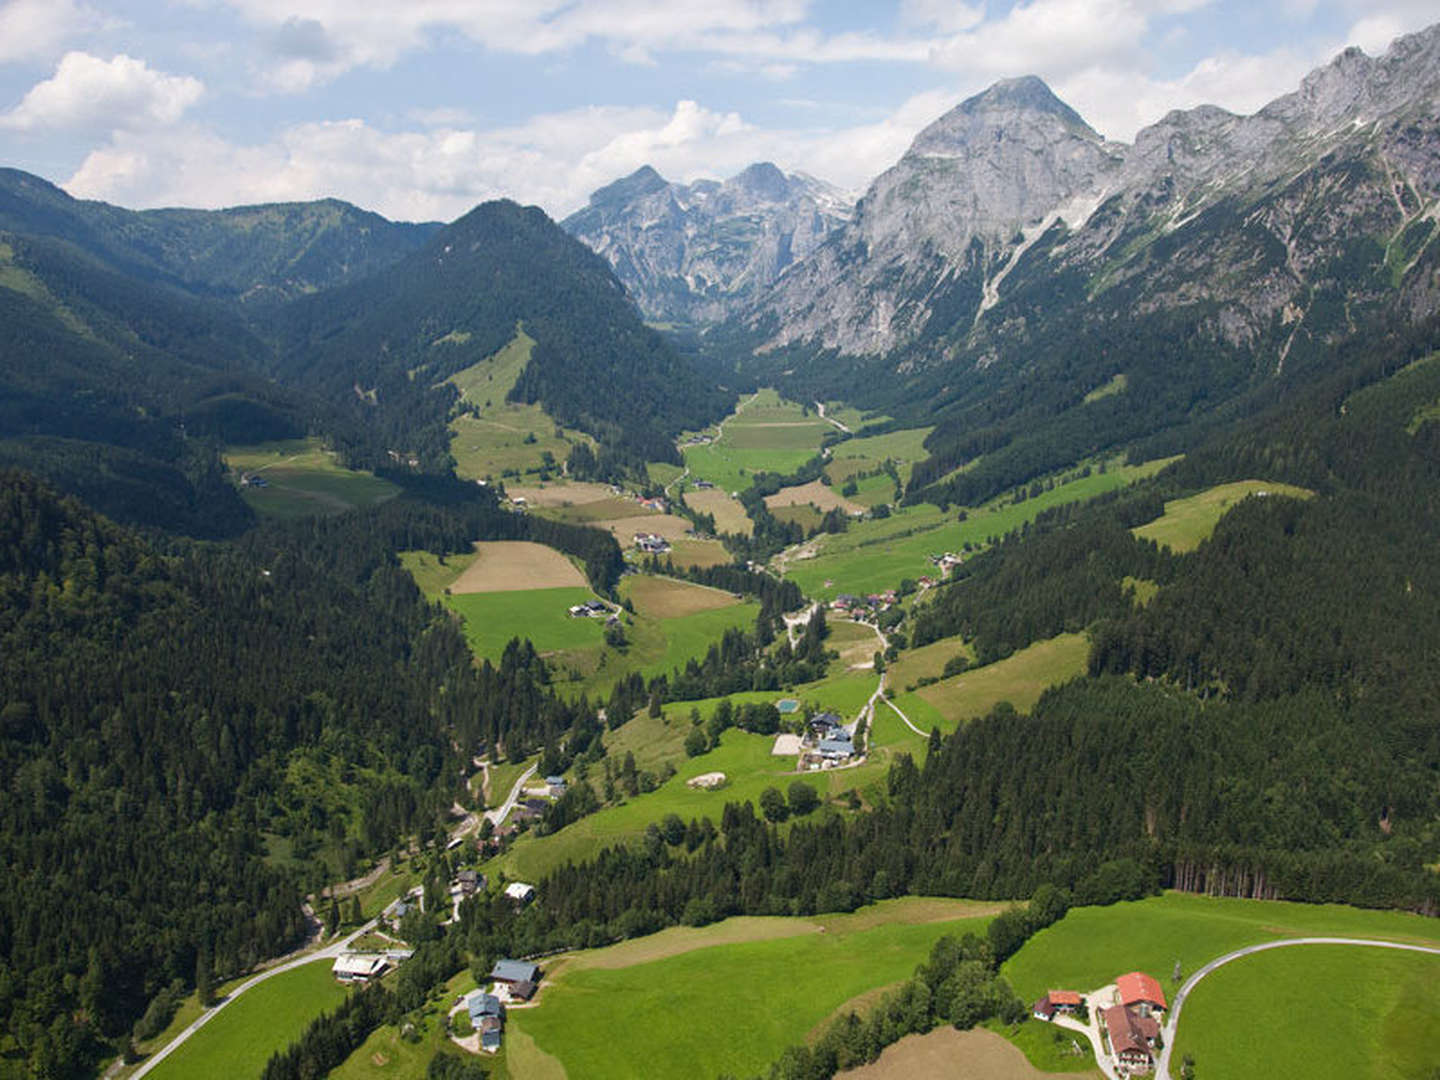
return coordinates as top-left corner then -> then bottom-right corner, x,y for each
1032,970 -> 1169,1076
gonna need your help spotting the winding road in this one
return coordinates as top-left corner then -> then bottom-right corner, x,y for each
485,763 -> 539,826
1154,936 -> 1440,1079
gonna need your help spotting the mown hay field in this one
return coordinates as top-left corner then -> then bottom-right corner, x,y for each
449,540 -> 587,593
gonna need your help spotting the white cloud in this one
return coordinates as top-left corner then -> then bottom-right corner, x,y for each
2,52 -> 203,134
0,0 -> 99,64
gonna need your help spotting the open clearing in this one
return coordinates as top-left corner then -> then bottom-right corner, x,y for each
449,540 -> 587,593
447,587 -> 602,661
622,574 -> 739,618
506,480 -> 617,507
598,513 -> 694,543
684,486 -> 753,535
397,549 -> 477,599
145,960 -> 348,1080
684,389 -> 833,496
839,1027 -> 1097,1080
891,635 -> 977,690
513,899 -> 998,1080
765,478 -> 866,515
225,438 -> 399,518
1131,479 -> 1314,553
664,537 -> 734,568
782,457 -> 1177,600
1002,892 -> 1440,1004
910,633 -> 1089,728
1172,944 -> 1440,1080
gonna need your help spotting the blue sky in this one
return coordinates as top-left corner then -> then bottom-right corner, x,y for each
0,0 -> 1434,221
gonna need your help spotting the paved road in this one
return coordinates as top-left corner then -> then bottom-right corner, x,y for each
1155,937 -> 1440,1079
130,919 -> 380,1079
1054,1011 -> 1120,1080
485,762 -> 538,826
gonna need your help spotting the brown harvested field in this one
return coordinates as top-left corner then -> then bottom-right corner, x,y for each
449,540 -> 587,593
507,481 -> 616,507
765,479 -> 865,515
839,1028 -> 1092,1080
667,538 -> 734,569
622,575 -> 740,618
599,514 -> 695,543
686,487 -> 753,536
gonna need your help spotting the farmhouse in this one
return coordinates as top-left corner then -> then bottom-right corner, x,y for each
1102,1002 -> 1160,1073
490,958 -> 541,1002
1116,971 -> 1167,1017
479,1015 -> 503,1051
634,532 -> 670,554
504,882 -> 536,905
816,736 -> 855,761
456,869 -> 484,896
545,775 -> 567,796
332,953 -> 388,983
468,992 -> 504,1023
807,713 -> 846,740
1033,990 -> 1084,1021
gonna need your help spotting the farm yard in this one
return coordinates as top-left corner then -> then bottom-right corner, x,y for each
511,899 -> 1000,1080
225,438 -> 400,518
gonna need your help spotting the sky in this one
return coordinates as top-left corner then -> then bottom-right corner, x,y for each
0,0 -> 1435,223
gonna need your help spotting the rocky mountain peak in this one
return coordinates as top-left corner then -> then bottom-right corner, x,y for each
586,165 -> 670,210
908,75 -> 1100,159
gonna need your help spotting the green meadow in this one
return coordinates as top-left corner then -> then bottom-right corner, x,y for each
1001,892 -> 1440,1002
1131,479 -> 1314,554
397,549 -> 478,599
827,426 -> 933,488
907,633 -> 1090,729
781,457 -> 1177,600
683,389 -> 833,496
513,899 -> 999,1080
1173,944 -> 1440,1080
225,438 -> 400,518
145,961 -> 349,1080
445,587 -> 604,661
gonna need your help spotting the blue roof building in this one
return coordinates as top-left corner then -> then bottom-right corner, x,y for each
468,993 -> 504,1022
491,959 -> 540,985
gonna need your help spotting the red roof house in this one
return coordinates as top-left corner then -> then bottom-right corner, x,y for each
1116,971 -> 1167,1013
1103,1003 -> 1160,1072
1032,990 -> 1084,1020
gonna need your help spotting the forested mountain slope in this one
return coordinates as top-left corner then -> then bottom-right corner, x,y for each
0,472 -> 613,1076
277,199 -> 731,471
711,24 -> 1440,510
0,168 -> 438,308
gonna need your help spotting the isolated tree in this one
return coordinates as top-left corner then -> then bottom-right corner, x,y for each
684,727 -> 708,757
759,786 -> 789,823
787,781 -> 820,817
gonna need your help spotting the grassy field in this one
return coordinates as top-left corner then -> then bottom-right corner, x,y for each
766,478 -> 866,515
1173,944 -> 1440,1080
513,899 -> 999,1080
664,537 -> 735,568
445,329 -> 591,482
773,503 -> 826,531
890,635 -> 977,689
684,389 -> 832,496
447,587 -> 605,661
827,426 -> 934,488
1082,373 -> 1127,403
397,549 -> 477,600
1002,892 -> 1440,1002
1132,480 -> 1314,553
146,961 -> 349,1080
622,574 -> 739,618
684,486 -> 754,535
225,438 -> 400,518
781,457 -> 1177,600
908,633 -> 1090,728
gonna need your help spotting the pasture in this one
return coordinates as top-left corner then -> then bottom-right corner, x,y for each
1131,479 -> 1314,554
512,899 -> 999,1080
225,438 -> 399,518
599,513 -> 694,543
910,633 -> 1090,728
840,1027 -> 1097,1080
664,537 -> 734,568
1172,944 -> 1440,1080
684,486 -> 753,535
397,549 -> 477,600
505,480 -> 618,508
1001,892 -> 1440,1002
827,426 -> 934,488
446,587 -> 604,661
622,574 -> 739,618
145,961 -> 349,1080
772,503 -> 825,531
782,457 -> 1176,600
683,389 -> 833,496
444,328 -> 591,482
891,635 -> 977,690
449,540 -> 588,593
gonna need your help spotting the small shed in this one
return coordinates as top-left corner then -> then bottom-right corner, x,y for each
504,882 -> 536,904
332,953 -> 388,983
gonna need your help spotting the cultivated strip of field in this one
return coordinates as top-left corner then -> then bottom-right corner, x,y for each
839,1027 -> 1098,1080
597,512 -> 694,543
1171,944 -> 1440,1080
225,438 -> 399,519
765,478 -> 866,515
1001,892 -> 1440,1003
513,900 -> 999,1080
1131,480 -> 1314,553
449,540 -> 587,593
664,537 -> 733,568
910,633 -> 1090,728
622,574 -> 739,618
684,486 -> 753,535
506,480 -> 617,507
684,389 -> 833,496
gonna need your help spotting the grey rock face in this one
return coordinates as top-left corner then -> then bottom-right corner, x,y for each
562,163 -> 852,326
742,23 -> 1440,362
